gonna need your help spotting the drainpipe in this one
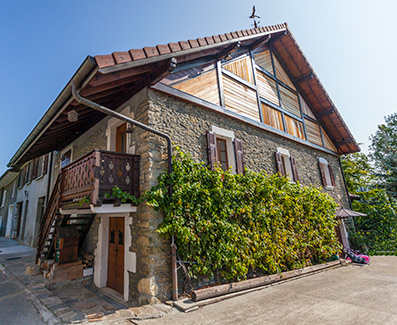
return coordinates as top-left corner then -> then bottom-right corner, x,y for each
71,82 -> 179,301
45,152 -> 53,207
338,157 -> 352,210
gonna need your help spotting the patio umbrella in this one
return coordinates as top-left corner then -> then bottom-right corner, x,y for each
336,208 -> 367,219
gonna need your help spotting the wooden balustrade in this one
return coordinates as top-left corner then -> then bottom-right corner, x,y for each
60,150 -> 140,206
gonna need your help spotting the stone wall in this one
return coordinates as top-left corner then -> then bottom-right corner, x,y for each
81,215 -> 100,255
147,89 -> 350,208
126,90 -> 172,305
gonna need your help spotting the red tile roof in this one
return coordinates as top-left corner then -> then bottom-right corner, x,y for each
95,24 -> 288,69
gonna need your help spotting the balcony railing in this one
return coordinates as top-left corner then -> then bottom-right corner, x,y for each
60,150 -> 140,207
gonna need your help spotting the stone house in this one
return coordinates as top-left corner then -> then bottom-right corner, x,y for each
7,23 -> 359,305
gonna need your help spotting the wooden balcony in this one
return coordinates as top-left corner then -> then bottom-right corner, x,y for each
60,150 -> 140,208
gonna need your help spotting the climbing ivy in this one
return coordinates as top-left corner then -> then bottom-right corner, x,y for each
145,148 -> 341,281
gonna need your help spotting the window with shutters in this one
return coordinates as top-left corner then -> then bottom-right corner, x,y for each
1,190 -> 6,208
275,147 -> 299,182
207,126 -> 244,174
318,157 -> 335,189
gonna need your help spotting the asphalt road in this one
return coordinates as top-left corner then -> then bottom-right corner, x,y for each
0,238 -> 47,325
138,256 -> 397,325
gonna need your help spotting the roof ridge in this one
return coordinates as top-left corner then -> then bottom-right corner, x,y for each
96,23 -> 288,69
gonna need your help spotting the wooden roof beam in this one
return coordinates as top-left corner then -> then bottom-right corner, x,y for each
215,42 -> 241,62
336,139 -> 353,146
317,108 -> 334,118
150,57 -> 177,85
89,65 -> 152,88
247,34 -> 271,51
295,73 -> 313,84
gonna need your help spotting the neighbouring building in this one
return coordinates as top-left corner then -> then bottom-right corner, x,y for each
0,170 -> 18,237
6,23 -> 359,305
1,154 -> 51,245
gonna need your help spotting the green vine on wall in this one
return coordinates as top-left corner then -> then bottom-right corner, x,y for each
144,148 -> 341,281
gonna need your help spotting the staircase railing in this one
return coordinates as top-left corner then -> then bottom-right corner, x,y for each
36,173 -> 61,262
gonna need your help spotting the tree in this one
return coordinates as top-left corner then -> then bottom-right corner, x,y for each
340,153 -> 375,194
370,113 -> 397,198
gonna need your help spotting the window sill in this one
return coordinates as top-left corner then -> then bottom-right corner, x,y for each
35,174 -> 44,181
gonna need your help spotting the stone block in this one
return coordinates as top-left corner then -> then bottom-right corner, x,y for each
137,276 -> 158,296
25,265 -> 40,276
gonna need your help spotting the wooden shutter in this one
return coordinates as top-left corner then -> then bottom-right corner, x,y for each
234,138 -> 245,174
32,158 -> 39,179
43,154 -> 49,175
328,164 -> 336,186
207,131 -> 218,170
290,156 -> 299,182
318,161 -> 327,186
24,165 -> 30,184
18,169 -> 24,188
275,152 -> 285,176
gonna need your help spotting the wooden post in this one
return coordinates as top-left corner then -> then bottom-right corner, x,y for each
91,150 -> 101,206
171,241 -> 178,301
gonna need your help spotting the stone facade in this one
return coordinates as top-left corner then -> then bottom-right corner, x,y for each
126,93 -> 172,305
147,89 -> 350,208
47,84 -> 351,305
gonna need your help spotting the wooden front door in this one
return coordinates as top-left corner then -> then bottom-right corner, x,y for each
107,217 -> 124,294
116,124 -> 127,153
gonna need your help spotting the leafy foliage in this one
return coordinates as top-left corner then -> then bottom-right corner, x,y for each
341,150 -> 397,254
144,148 -> 341,281
370,113 -> 397,198
340,153 -> 376,195
105,186 -> 141,205
350,190 -> 397,254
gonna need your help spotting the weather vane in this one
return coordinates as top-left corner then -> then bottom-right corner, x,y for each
249,5 -> 260,28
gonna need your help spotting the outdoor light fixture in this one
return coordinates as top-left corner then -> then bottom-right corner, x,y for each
67,110 -> 79,122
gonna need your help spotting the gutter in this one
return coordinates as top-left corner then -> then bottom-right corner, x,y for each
70,74 -> 179,301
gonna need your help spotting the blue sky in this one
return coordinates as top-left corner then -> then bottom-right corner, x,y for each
0,0 -> 395,175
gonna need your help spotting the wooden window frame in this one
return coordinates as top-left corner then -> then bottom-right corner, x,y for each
318,158 -> 336,189
275,148 -> 299,182
60,147 -> 72,169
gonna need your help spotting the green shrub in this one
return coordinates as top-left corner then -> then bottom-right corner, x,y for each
145,149 -> 341,281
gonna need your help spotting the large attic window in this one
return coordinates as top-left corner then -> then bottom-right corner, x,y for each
160,44 -> 337,154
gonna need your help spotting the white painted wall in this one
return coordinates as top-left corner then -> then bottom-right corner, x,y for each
16,170 -> 49,247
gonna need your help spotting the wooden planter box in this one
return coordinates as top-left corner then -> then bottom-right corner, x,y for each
55,226 -> 79,264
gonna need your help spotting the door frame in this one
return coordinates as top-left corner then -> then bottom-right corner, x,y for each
94,213 -> 136,301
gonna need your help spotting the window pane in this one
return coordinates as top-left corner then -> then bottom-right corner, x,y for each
305,119 -> 323,146
279,85 -> 300,117
261,103 -> 284,131
223,56 -> 254,84
254,50 -> 273,75
256,70 -> 279,106
285,116 -> 305,140
222,74 -> 260,121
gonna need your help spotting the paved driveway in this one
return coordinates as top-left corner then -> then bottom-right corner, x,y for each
139,256 -> 397,325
